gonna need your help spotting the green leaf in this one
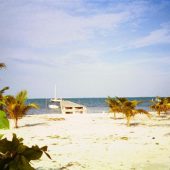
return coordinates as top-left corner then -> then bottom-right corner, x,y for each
19,156 -> 35,170
40,146 -> 47,151
0,134 -> 3,139
0,138 -> 13,153
0,110 -> 6,118
0,118 -> 9,130
0,133 -> 51,169
9,155 -> 35,170
11,134 -> 24,148
0,86 -> 9,94
0,101 -> 5,106
43,151 -> 52,160
0,111 -> 9,129
17,143 -> 27,153
0,159 -> 9,170
23,146 -> 43,161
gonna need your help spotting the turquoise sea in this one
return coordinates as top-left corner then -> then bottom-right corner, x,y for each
27,97 -> 154,114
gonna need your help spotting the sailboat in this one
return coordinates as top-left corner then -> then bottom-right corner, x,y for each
48,85 -> 87,114
48,85 -> 62,109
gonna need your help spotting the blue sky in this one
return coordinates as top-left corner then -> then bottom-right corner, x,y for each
0,0 -> 170,98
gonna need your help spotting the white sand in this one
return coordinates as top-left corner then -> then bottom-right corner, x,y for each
1,112 -> 170,170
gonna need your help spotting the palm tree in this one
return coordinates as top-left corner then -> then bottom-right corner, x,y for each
5,90 -> 39,128
166,97 -> 170,111
106,97 -> 121,119
150,97 -> 170,116
106,97 -> 131,119
107,97 -> 150,126
120,100 -> 150,126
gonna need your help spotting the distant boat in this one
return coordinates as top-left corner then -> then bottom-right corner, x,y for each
48,85 -> 62,109
48,98 -> 62,109
48,85 -> 87,113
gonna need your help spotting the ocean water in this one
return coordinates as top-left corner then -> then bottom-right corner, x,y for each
27,97 -> 154,115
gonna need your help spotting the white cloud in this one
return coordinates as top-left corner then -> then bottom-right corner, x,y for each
0,0 -> 136,48
26,11 -> 129,47
110,25 -> 170,52
0,46 -> 103,70
1,0 -> 170,97
133,27 -> 170,48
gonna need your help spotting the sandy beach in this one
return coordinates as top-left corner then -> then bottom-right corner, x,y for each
1,112 -> 170,170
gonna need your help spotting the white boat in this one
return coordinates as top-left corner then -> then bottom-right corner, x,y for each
48,85 -> 62,109
48,85 -> 87,113
48,99 -> 62,109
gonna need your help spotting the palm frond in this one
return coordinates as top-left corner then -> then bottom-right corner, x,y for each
16,90 -> 27,103
131,100 -> 142,106
0,63 -> 6,69
0,87 -> 9,95
116,97 -> 128,104
0,101 -> 5,106
28,103 -> 39,109
135,109 -> 151,118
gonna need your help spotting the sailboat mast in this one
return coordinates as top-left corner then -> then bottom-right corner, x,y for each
54,85 -> 56,99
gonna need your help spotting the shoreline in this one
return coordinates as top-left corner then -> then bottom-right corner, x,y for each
1,112 -> 170,170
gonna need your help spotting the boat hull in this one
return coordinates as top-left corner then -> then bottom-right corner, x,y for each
48,105 -> 59,109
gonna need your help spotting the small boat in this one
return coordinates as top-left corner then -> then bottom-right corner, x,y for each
48,85 -> 87,113
48,98 -> 62,109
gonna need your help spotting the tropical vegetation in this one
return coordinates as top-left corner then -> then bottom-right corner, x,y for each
106,97 -> 151,126
105,97 -> 120,119
150,96 -> 170,116
0,133 -> 51,170
5,90 -> 39,128
0,111 -> 9,130
0,63 -> 6,69
0,62 -> 50,168
0,87 -> 9,111
0,63 -> 9,129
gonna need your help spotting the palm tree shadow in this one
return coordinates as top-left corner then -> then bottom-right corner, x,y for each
58,162 -> 83,170
130,123 -> 144,126
21,123 -> 47,128
118,122 -> 145,127
129,122 -> 147,127
156,115 -> 167,118
149,124 -> 170,127
110,117 -> 124,120
157,117 -> 170,121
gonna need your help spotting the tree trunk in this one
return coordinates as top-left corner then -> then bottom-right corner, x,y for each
126,116 -> 131,127
14,118 -> 18,128
157,110 -> 161,116
114,112 -> 116,119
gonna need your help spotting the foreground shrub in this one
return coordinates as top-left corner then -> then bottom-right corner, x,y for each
0,134 -> 51,170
